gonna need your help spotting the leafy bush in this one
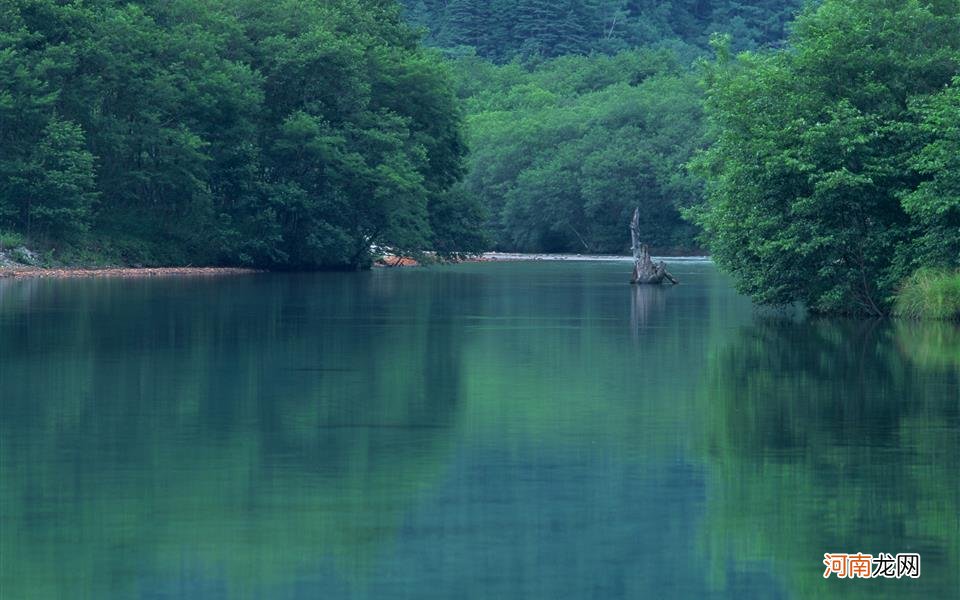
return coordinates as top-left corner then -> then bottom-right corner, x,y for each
9,247 -> 39,266
894,270 -> 960,321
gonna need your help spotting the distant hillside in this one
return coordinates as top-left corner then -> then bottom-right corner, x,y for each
399,0 -> 804,62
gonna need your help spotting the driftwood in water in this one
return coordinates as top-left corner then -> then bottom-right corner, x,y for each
630,208 -> 678,285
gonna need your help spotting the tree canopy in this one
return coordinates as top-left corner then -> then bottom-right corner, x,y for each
453,49 -> 704,254
0,0 -> 480,269
691,0 -> 960,314
394,0 -> 808,257
400,0 -> 804,63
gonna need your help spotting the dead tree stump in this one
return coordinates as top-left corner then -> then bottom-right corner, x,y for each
630,208 -> 678,285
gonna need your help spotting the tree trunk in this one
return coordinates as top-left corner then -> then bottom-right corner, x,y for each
630,207 -> 677,285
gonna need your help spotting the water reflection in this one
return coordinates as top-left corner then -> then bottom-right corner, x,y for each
0,274 -> 470,598
895,321 -> 960,372
696,318 -> 960,599
1,264 -> 957,599
630,284 -> 669,333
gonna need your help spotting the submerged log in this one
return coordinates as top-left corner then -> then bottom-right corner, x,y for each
630,208 -> 678,285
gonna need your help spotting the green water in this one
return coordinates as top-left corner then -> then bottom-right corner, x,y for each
0,262 -> 957,599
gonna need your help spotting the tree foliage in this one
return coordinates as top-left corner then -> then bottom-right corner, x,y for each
454,50 -> 704,254
0,0 -> 479,268
401,0 -> 804,62
692,0 -> 960,314
397,0 -> 807,256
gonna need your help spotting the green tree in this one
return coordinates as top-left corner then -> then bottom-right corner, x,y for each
440,0 -> 489,49
691,1 -> 960,315
903,77 -> 960,267
25,118 -> 98,241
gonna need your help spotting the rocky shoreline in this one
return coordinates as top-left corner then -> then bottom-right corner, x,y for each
0,266 -> 263,279
477,252 -> 711,262
0,250 -> 711,279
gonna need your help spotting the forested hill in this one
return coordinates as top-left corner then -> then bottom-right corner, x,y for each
401,1 -> 806,255
400,0 -> 804,62
453,51 -> 704,254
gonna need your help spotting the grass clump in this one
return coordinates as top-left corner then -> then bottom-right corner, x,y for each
894,269 -> 960,320
0,231 -> 25,250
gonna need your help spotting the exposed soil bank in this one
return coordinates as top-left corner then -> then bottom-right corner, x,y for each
374,255 -> 420,267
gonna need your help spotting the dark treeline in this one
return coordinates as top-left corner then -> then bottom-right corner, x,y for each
0,0 -> 484,269
400,0 -> 803,62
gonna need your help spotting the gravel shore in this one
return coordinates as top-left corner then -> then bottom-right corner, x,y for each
0,266 -> 263,279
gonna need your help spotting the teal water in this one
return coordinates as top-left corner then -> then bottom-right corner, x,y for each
0,262 -> 957,599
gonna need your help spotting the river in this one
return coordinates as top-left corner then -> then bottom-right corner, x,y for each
1,261 -> 957,599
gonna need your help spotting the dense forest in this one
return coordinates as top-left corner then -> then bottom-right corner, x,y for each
452,50 -> 703,253
1,0 -> 808,268
399,0 -> 803,61
402,0 -> 805,254
0,0 -> 482,269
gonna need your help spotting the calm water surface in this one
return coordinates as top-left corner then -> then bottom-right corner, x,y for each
1,262 -> 958,599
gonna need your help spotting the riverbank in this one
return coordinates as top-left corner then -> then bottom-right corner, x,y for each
0,266 -> 263,279
477,252 -> 711,262
0,250 -> 711,279
371,252 -> 712,269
